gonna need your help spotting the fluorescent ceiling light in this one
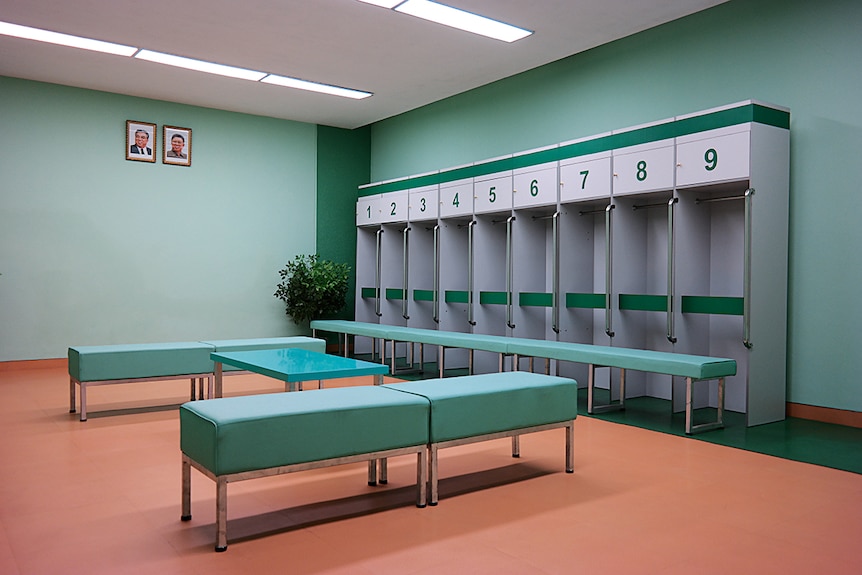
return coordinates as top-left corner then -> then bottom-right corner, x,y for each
0,20 -> 137,56
135,50 -> 267,81
1,21 -> 371,99
358,0 -> 532,43
396,1 -> 532,42
261,75 -> 372,99
356,0 -> 403,7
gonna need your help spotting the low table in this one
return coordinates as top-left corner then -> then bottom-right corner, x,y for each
210,348 -> 391,398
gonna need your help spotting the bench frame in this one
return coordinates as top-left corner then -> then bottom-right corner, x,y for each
428,420 -> 575,506
182,445 -> 427,552
70,374 -> 212,422
584,364 -> 725,434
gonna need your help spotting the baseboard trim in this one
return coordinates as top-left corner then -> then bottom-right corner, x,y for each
0,358 -> 67,372
787,402 -> 862,429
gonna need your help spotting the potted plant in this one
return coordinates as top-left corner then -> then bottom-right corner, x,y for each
274,254 -> 351,324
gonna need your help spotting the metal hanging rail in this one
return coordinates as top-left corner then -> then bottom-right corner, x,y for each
375,228 -> 383,317
506,215 -> 517,329
432,224 -> 440,323
667,197 -> 679,344
467,220 -> 477,326
401,226 -> 410,321
743,188 -> 755,349
605,204 -> 615,338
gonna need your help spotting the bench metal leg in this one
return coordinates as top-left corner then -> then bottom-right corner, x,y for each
69,378 -> 76,413
685,377 -> 725,434
379,458 -> 388,484
367,460 -> 377,485
215,477 -> 228,552
511,436 -> 520,458
587,365 -> 626,414
80,382 -> 87,422
417,450 -> 427,508
428,444 -> 439,506
566,421 -> 575,473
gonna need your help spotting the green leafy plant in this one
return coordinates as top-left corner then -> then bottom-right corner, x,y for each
274,254 -> 351,324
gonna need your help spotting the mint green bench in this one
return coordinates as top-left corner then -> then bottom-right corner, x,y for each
505,339 -> 736,434
311,320 -> 735,434
180,386 -> 430,551
68,337 -> 325,421
311,321 -> 512,377
384,371 -> 578,505
69,342 -> 214,422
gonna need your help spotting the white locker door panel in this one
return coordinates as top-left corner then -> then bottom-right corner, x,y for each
613,139 -> 675,196
474,173 -> 513,214
378,190 -> 409,224
439,178 -> 474,218
676,128 -> 751,188
356,194 -> 382,226
559,153 -> 612,203
513,162 -> 558,209
408,185 -> 439,222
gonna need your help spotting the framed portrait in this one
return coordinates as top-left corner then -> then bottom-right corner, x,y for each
163,125 -> 192,167
126,120 -> 156,162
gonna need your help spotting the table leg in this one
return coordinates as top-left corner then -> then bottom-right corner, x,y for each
215,362 -> 223,398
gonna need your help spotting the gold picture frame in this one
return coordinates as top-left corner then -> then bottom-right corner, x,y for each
126,120 -> 156,163
163,125 -> 192,167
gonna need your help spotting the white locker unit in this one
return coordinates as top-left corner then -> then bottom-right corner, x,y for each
612,136 -> 676,196
408,184 -> 439,223
473,163 -> 513,215
559,148 -> 613,204
406,184 -> 442,368
354,100 -> 789,426
439,176 -> 474,219
513,154 -> 558,210
354,193 -> 384,355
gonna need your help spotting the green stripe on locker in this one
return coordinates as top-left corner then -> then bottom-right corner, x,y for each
565,293 -> 607,309
361,287 -> 378,298
519,292 -> 553,307
413,289 -> 435,302
444,290 -> 469,304
682,296 -> 744,315
619,294 -> 668,312
385,288 -> 405,300
479,291 -> 508,305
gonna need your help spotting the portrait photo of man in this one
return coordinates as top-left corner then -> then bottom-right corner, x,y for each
125,121 -> 156,162
163,125 -> 192,166
167,133 -> 187,159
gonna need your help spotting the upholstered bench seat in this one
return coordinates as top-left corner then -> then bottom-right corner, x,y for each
180,386 -> 430,551
384,371 -> 578,505
68,342 -> 214,421
68,337 -> 326,421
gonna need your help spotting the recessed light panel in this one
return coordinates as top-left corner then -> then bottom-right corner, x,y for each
0,20 -> 138,56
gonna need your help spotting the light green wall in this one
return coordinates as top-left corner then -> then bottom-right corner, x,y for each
368,0 -> 862,412
0,77 -> 318,360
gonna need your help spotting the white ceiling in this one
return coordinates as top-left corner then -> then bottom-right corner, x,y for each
0,0 -> 728,129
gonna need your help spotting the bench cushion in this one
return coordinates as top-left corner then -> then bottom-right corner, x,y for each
68,342 -> 214,382
505,339 -> 736,380
180,386 -> 429,476
199,337 -> 325,372
384,372 -> 577,443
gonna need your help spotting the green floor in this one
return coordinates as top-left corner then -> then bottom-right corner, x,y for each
581,388 -> 862,475
378,357 -> 862,475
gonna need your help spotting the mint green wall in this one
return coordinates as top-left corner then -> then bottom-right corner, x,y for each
368,0 -> 862,412
0,77 -> 318,361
